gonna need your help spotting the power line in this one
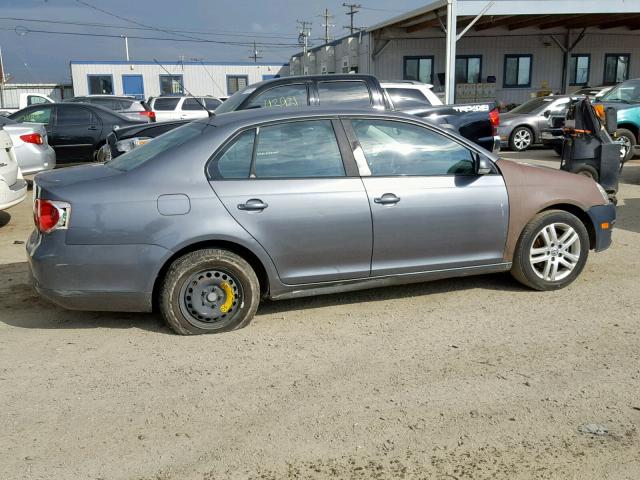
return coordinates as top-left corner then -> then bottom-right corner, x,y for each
342,3 -> 362,34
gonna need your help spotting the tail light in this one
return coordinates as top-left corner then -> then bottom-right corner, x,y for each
34,199 -> 71,234
489,108 -> 500,136
20,133 -> 43,145
139,111 -> 156,121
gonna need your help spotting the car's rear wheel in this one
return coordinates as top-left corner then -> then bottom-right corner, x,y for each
511,210 -> 589,291
509,126 -> 533,151
160,249 -> 260,335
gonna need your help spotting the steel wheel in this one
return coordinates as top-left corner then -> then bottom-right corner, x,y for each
178,269 -> 243,330
512,128 -> 532,151
529,222 -> 581,282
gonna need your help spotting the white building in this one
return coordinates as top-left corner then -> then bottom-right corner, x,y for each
290,0 -> 640,105
0,83 -> 73,109
70,61 -> 289,100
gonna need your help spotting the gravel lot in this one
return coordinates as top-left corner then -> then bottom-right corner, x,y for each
1,150 -> 639,480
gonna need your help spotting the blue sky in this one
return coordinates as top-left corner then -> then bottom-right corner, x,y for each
0,0 -> 426,83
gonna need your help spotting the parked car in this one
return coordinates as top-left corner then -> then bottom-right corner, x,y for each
65,95 -> 155,123
148,96 -> 222,122
497,95 -> 581,151
8,103 -> 146,162
215,74 -> 500,152
381,81 -> 444,107
97,120 -> 189,161
28,108 -> 615,335
0,128 -> 27,211
0,116 -> 56,175
0,92 -> 54,117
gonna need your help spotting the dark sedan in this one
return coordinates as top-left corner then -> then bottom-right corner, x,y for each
9,103 -> 146,162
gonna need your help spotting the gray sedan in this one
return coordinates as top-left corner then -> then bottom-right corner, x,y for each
498,95 -> 578,151
28,108 -> 615,335
0,115 -> 56,175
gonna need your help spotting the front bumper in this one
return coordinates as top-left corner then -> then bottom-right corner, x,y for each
541,129 -> 563,147
587,203 -> 616,252
0,177 -> 27,210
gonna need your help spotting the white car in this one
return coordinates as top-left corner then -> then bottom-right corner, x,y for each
0,93 -> 55,117
381,81 -> 444,108
148,96 -> 222,122
0,128 -> 28,211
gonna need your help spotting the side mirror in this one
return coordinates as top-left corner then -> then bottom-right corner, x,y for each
605,107 -> 617,134
475,153 -> 493,175
543,110 -> 551,118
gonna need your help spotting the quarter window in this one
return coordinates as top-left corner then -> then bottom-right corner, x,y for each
403,56 -> 434,85
604,54 -> 630,85
88,75 -> 113,95
246,84 -> 308,109
504,55 -> 532,88
570,54 -> 590,86
455,56 -> 482,84
215,130 -> 256,179
351,119 -> 475,176
159,75 -> 184,95
227,75 -> 249,95
317,81 -> 372,107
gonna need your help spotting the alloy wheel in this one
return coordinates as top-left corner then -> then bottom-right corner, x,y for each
529,222 -> 581,282
513,129 -> 532,150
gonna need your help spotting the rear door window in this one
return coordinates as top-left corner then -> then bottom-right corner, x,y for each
245,84 -> 308,109
56,105 -> 96,126
153,98 -> 180,111
182,98 -> 206,111
317,81 -> 372,107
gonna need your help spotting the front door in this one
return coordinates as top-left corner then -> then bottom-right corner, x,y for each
209,119 -> 372,285
51,105 -> 103,162
122,75 -> 144,100
346,118 -> 509,276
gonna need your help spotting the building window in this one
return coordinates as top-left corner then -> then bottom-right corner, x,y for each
87,75 -> 113,95
227,75 -> 249,95
603,54 -> 630,85
403,56 -> 434,85
570,54 -> 590,86
455,56 -> 482,84
159,75 -> 184,95
504,54 -> 532,88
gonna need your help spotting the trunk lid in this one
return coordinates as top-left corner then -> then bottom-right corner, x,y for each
0,129 -> 19,186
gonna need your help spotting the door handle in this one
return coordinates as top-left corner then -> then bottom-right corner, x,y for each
238,199 -> 268,211
88,125 -> 97,131
374,193 -> 401,205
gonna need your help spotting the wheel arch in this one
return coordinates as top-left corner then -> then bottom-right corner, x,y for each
617,122 -> 639,141
540,203 -> 596,250
151,239 -> 271,312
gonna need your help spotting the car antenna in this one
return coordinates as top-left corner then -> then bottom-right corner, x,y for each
152,58 -> 214,117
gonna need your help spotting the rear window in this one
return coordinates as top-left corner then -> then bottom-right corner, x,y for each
153,98 -> 180,111
107,123 -> 206,171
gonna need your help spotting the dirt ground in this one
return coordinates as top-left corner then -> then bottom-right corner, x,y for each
1,151 -> 639,480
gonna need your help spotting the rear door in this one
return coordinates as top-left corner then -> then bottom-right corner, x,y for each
51,105 -> 103,162
345,117 -> 509,276
208,118 -> 372,285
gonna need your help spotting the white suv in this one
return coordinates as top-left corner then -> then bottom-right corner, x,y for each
381,81 -> 444,109
148,96 -> 222,122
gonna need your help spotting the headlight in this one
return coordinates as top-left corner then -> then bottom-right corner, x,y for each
596,183 -> 609,203
115,137 -> 152,153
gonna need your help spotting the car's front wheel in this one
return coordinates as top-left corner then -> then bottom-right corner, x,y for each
511,210 -> 589,291
160,249 -> 260,335
509,126 -> 533,151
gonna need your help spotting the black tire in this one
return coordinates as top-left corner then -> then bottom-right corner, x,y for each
615,128 -> 636,162
511,210 -> 589,291
574,164 -> 599,183
509,126 -> 534,151
552,145 -> 563,156
160,249 -> 260,335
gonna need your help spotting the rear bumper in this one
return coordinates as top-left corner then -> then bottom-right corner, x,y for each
15,145 -> 56,175
587,203 -> 616,252
0,177 -> 27,210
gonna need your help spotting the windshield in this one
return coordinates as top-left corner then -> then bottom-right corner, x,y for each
107,122 -> 207,171
509,97 -> 554,114
215,85 -> 255,114
601,79 -> 640,103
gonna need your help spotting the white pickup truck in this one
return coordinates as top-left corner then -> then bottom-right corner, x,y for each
0,93 -> 55,116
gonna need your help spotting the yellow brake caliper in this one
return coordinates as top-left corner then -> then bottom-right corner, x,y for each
219,282 -> 234,313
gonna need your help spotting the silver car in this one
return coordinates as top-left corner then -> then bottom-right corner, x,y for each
28,108 -> 615,335
498,95 -> 580,151
0,115 -> 55,175
66,95 -> 155,123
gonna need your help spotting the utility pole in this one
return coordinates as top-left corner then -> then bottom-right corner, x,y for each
297,20 -> 312,54
122,35 -> 130,62
249,41 -> 263,63
0,46 -> 4,108
319,8 -> 335,44
342,3 -> 361,34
